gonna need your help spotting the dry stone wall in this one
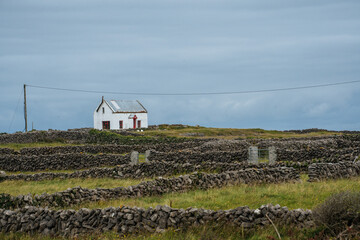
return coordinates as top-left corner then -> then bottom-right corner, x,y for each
0,148 -> 16,155
0,130 -> 91,144
276,147 -> 360,162
308,161 -> 360,182
17,142 -> 205,156
1,161 -> 306,182
0,154 -> 129,172
148,150 -> 247,163
0,204 -> 313,237
0,167 -> 299,209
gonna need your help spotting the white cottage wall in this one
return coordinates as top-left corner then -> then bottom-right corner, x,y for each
94,102 -> 148,130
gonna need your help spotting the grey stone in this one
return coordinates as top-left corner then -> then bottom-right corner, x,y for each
130,151 -> 139,165
248,146 -> 259,164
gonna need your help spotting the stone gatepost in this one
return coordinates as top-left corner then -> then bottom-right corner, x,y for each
145,150 -> 151,163
130,151 -> 139,165
248,146 -> 259,164
268,146 -> 277,165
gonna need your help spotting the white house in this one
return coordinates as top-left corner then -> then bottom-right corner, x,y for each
94,97 -> 148,130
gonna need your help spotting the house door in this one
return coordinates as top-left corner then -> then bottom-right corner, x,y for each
102,121 -> 110,130
133,115 -> 137,129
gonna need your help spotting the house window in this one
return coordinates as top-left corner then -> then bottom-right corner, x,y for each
137,120 -> 141,128
102,121 -> 110,129
119,120 -> 123,129
102,107 -> 105,114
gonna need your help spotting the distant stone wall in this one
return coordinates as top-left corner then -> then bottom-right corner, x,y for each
308,161 -> 360,182
0,154 -> 129,172
148,147 -> 359,164
277,147 -> 360,162
0,204 -> 313,237
0,130 -> 90,144
17,142 -> 205,155
148,150 -> 247,163
0,167 -> 299,209
1,161 -> 307,182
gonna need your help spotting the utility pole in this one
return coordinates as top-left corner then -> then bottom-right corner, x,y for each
24,84 -> 27,132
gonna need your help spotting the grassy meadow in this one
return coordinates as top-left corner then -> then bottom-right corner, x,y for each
0,178 -> 150,196
142,125 -> 341,139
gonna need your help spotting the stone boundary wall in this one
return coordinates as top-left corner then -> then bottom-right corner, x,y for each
148,150 -> 248,163
0,154 -> 129,172
188,137 -> 359,153
308,161 -> 360,182
0,167 -> 299,209
149,147 -> 359,164
0,204 -> 313,237
1,161 -> 307,182
0,130 -> 90,144
0,148 -> 16,155
277,147 -> 360,162
17,142 -> 204,155
1,147 -> 356,172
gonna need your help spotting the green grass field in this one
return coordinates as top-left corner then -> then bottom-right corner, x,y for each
68,175 -> 360,211
2,174 -> 359,212
142,126 -> 341,139
0,142 -> 81,151
0,174 -> 358,239
0,178 -> 150,196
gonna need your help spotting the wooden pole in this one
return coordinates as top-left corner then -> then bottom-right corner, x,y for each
24,84 -> 27,132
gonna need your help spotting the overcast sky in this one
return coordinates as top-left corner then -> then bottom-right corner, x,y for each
1,0 -> 360,132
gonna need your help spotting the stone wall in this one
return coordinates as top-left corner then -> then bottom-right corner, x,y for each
1,161 -> 307,182
0,130 -> 90,144
277,147 -> 360,162
16,142 -> 204,156
0,167 -> 299,209
0,154 -> 129,172
0,148 -> 16,155
148,150 -> 248,163
1,146 -> 356,173
148,147 -> 359,164
0,204 -> 313,237
308,161 -> 360,182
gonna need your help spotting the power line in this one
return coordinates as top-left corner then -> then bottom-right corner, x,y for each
8,87 -> 23,132
27,80 -> 360,96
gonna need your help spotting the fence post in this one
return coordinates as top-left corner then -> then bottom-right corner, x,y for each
269,146 -> 277,165
130,151 -> 139,165
248,146 -> 259,164
145,150 -> 151,163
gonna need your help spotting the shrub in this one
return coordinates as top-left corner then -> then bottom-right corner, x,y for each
313,191 -> 360,236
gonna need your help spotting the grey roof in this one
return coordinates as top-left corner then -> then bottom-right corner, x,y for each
107,100 -> 147,113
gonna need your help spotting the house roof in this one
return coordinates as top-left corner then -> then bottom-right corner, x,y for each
96,99 -> 147,113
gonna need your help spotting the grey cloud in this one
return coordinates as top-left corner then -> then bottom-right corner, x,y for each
1,0 -> 359,132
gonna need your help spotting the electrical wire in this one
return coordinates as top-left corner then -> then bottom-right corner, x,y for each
8,87 -> 23,132
26,80 -> 360,96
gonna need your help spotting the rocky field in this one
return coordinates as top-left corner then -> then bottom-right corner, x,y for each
0,127 -> 359,239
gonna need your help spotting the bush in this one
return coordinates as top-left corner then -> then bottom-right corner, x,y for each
313,191 -> 360,236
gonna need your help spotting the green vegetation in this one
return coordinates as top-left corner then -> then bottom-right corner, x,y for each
0,224 -> 324,240
0,178 -> 149,196
142,125 -> 341,139
0,174 -> 359,239
0,142 -> 81,151
313,191 -> 360,237
66,175 -> 360,211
